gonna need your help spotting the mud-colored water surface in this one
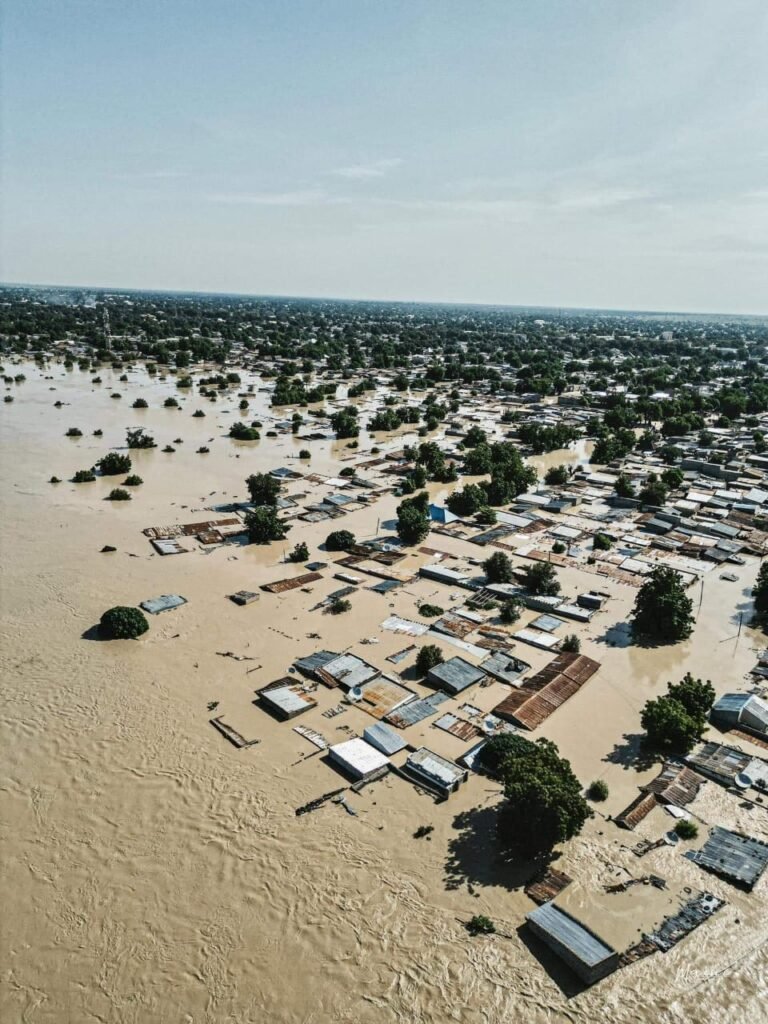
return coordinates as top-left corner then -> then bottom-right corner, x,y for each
1,362 -> 767,1023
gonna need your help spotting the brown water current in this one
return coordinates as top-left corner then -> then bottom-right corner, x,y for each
1,362 -> 767,1023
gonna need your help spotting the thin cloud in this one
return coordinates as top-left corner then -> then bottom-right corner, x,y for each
207,189 -> 337,207
332,158 -> 403,179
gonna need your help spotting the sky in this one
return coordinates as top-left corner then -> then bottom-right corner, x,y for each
2,0 -> 767,313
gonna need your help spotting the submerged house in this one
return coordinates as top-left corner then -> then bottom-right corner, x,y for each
526,902 -> 619,985
405,747 -> 468,795
710,693 -> 768,739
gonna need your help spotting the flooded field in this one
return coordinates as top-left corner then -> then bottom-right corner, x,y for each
1,361 -> 767,1024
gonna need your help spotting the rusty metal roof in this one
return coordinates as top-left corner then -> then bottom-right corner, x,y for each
261,571 -> 323,593
491,652 -> 600,730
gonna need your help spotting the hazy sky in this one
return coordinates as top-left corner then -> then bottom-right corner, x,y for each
2,1 -> 767,312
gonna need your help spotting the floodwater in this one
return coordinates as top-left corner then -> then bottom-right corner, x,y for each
1,361 -> 767,1023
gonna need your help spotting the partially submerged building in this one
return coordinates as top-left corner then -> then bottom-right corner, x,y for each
710,693 -> 768,740
526,902 -> 620,985
690,826 -> 768,890
257,678 -> 318,720
405,747 -> 468,795
426,656 -> 486,695
328,738 -> 390,781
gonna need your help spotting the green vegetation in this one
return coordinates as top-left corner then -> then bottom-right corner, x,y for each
132,398 -> 148,408
561,634 -> 581,653
631,566 -> 694,644
245,507 -> 290,544
298,449 -> 311,459
477,734 -> 591,858
229,421 -> 260,440
752,563 -> 768,628
328,595 -> 352,614
552,541 -> 566,554
544,464 -> 569,486
288,541 -> 309,563
587,779 -> 609,801
674,819 -> 699,840
99,606 -> 149,640
73,469 -> 96,482
107,488 -> 132,501
418,603 -> 444,618
416,644 -> 444,675
65,427 -> 83,437
325,530 -> 356,551
466,916 -> 496,936
396,491 -> 430,545
330,406 -> 360,439
123,474 -> 143,486
97,452 -> 131,475
246,472 -> 281,506
499,598 -> 523,625
641,673 -> 715,754
126,428 -> 156,449
521,561 -> 561,596
593,533 -> 612,551
483,550 -> 515,583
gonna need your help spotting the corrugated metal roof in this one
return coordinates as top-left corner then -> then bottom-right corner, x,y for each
363,722 -> 407,755
294,650 -> 339,676
427,657 -> 486,694
526,903 -> 616,967
386,691 -> 451,728
692,826 -> 768,889
481,650 -> 530,685
355,677 -> 416,719
407,747 -> 467,787
318,653 -> 379,690
492,653 -> 600,730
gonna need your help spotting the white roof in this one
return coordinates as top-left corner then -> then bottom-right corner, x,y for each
329,738 -> 389,776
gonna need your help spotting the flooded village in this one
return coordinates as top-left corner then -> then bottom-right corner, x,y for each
2,288 -> 768,1023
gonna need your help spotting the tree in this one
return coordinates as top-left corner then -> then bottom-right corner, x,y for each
544,464 -> 568,486
561,634 -> 581,653
107,487 -> 131,501
587,780 -> 608,801
416,644 -> 443,675
466,916 -> 496,935
667,673 -> 716,719
661,467 -> 684,490
478,735 -> 591,858
132,398 -> 148,408
593,533 -> 612,551
499,598 -> 523,625
124,475 -> 143,486
483,550 -> 514,583
396,493 -> 430,545
475,506 -> 497,525
631,566 -> 694,643
522,561 -> 561,596
328,595 -> 351,614
752,563 -> 768,628
99,606 -> 149,639
245,507 -> 290,544
675,819 -> 699,839
246,472 -> 281,506
641,695 -> 703,754
330,407 -> 359,439
614,473 -> 636,498
126,428 -> 156,449
288,541 -> 309,563
73,469 -> 96,482
325,529 -> 356,551
229,422 -> 260,440
97,452 -> 131,475
446,484 -> 486,517
464,425 -> 487,447
638,473 -> 668,506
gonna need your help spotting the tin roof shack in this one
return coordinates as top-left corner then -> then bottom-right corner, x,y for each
315,653 -> 380,690
710,693 -> 768,739
481,651 -> 531,685
351,677 -> 418,720
405,747 -> 468,796
419,563 -> 474,588
615,763 -> 707,830
427,657 -> 486,695
526,902 -> 619,985
690,827 -> 768,890
363,722 -> 407,755
328,738 -> 390,781
257,678 -> 318,721
685,741 -> 753,786
492,652 -> 600,730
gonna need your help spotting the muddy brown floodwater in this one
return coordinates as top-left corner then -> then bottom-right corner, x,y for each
1,362 -> 767,1023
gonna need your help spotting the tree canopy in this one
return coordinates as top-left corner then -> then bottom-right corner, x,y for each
631,566 -> 694,644
478,735 -> 591,859
246,472 -> 281,506
245,507 -> 290,544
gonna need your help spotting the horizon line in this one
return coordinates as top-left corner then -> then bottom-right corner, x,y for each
1,278 -> 766,321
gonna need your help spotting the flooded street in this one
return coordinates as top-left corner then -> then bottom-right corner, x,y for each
1,361 -> 767,1024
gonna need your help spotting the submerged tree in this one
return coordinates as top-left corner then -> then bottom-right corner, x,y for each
245,507 -> 290,544
99,606 -> 149,640
631,566 -> 694,644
